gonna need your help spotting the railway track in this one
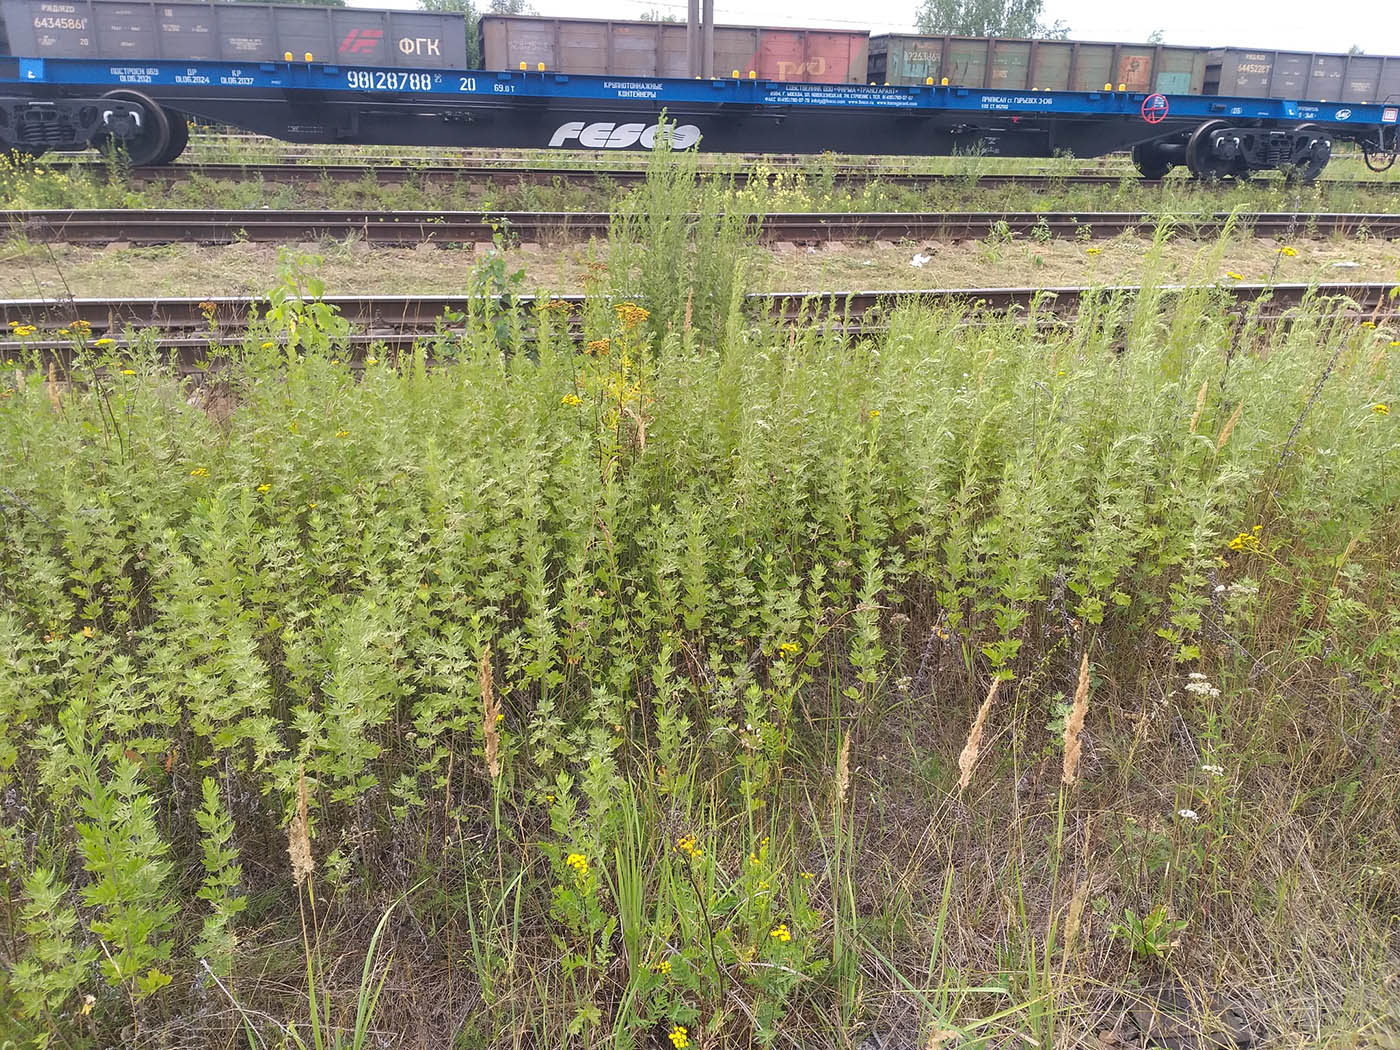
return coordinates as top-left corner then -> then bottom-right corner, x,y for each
61,161 -> 1399,191
6,209 -> 1397,247
3,284 -> 1392,363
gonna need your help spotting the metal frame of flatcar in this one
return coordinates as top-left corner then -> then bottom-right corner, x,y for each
2,59 -> 1396,174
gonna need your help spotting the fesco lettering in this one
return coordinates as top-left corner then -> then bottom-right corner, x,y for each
548,121 -> 702,149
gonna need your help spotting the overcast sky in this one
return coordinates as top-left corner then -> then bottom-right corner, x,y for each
418,0 -> 1400,56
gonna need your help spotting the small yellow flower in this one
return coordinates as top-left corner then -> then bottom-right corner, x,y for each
1224,271 -> 1244,281
336,429 -> 350,438
95,337 -> 115,347
778,641 -> 799,658
1085,246 -> 1102,256
565,852 -> 590,878
1374,403 -> 1390,415
668,1025 -> 689,1049
653,958 -> 672,976
1360,321 -> 1375,329
868,409 -> 880,420
331,358 -> 340,365
308,501 -> 317,509
261,340 -> 276,350
80,994 -> 95,1016
189,467 -> 209,478
1227,524 -> 1263,553
799,871 -> 814,880
366,356 -> 378,365
58,328 -> 71,336
257,483 -> 271,492
615,302 -> 650,329
1277,245 -> 1298,257
1390,340 -> 1400,348
561,393 -> 583,406
71,319 -> 91,331
121,369 -> 136,375
81,626 -> 94,639
585,338 -> 610,356
769,923 -> 792,942
675,833 -> 701,859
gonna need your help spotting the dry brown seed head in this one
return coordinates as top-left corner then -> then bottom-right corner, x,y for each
288,766 -> 314,886
834,729 -> 852,810
1189,380 -> 1208,434
1062,653 -> 1091,787
481,645 -> 500,780
957,679 -> 999,795
1216,401 -> 1244,453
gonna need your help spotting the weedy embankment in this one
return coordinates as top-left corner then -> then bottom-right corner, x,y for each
0,143 -> 1397,1050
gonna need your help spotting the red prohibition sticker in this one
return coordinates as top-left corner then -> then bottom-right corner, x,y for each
1141,93 -> 1169,124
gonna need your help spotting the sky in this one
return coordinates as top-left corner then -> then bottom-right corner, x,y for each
376,0 -> 1400,56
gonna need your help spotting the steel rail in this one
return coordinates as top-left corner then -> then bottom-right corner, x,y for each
5,209 -> 1398,247
59,162 -> 1400,191
1,284 -> 1391,349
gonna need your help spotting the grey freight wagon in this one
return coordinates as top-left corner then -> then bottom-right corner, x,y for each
0,0 -> 466,68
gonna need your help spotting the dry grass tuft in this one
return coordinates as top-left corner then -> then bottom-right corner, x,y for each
957,679 -> 999,794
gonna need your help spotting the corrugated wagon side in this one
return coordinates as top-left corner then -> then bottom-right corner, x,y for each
1206,48 -> 1400,104
479,13 -> 866,83
868,34 -> 1208,94
1,0 -> 465,67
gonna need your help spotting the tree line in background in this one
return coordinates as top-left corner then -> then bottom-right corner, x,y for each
915,0 -> 1068,39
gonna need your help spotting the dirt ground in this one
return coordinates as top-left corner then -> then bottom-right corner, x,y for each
1,231 -> 1396,299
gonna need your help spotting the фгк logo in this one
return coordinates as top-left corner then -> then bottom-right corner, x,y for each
338,29 -> 382,55
549,121 -> 702,149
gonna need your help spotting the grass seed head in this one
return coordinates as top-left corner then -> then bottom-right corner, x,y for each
481,644 -> 500,780
1189,380 -> 1208,434
957,679 -> 999,795
1216,401 -> 1245,453
1062,653 -> 1091,787
834,729 -> 852,810
288,766 -> 314,887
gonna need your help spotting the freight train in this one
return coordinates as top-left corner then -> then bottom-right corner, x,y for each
1,0 -> 1396,179
480,14 -> 1400,106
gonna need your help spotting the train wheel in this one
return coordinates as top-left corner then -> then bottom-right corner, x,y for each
1131,142 -> 1172,179
1286,123 -> 1330,183
96,89 -> 171,167
152,111 -> 190,165
1185,120 -> 1240,181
